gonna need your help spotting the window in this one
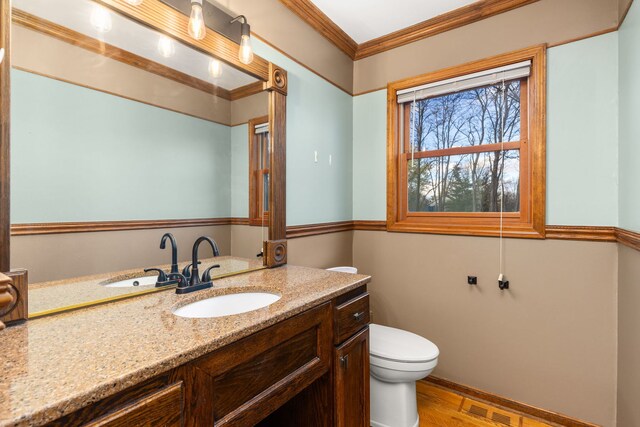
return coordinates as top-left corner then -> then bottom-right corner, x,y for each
249,116 -> 270,226
387,46 -> 546,238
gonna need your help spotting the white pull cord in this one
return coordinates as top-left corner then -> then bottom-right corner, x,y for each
411,92 -> 416,166
498,79 -> 506,286
261,134 -> 266,245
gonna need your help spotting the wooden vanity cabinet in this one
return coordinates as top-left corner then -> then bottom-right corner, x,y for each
333,287 -> 370,427
46,288 -> 370,427
180,302 -> 333,426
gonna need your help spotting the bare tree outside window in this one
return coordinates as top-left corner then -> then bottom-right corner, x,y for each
407,80 -> 522,213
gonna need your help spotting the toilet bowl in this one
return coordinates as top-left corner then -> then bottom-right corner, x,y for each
326,267 -> 439,427
369,324 -> 439,427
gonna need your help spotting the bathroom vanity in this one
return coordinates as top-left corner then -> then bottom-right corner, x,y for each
0,263 -> 371,427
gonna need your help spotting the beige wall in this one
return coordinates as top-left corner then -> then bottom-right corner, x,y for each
620,0 -> 635,20
353,230 -> 618,426
353,0 -> 618,94
213,0 -> 353,94
12,25 -> 232,124
11,226 -> 231,283
230,91 -> 269,125
287,232 -> 353,269
617,245 -> 640,426
230,225 -> 265,260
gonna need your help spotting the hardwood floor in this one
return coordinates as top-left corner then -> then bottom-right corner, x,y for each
418,381 -> 555,427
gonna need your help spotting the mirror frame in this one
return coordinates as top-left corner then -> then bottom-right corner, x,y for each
0,0 -> 288,325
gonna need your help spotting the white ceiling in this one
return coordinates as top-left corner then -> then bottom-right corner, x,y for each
13,0 -> 258,90
310,0 -> 478,44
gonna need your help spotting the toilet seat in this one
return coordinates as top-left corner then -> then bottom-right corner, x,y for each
370,324 -> 439,369
370,353 -> 438,372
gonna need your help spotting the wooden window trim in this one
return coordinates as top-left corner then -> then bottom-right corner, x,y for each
386,45 -> 546,239
249,115 -> 270,226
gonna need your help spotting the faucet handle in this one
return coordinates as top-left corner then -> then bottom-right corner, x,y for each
144,268 -> 168,284
168,273 -> 188,289
181,261 -> 201,278
202,264 -> 221,282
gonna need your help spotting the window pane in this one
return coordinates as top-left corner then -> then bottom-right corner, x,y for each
408,80 -> 521,152
407,150 -> 520,213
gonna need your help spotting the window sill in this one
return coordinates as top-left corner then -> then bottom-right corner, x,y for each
386,220 -> 545,239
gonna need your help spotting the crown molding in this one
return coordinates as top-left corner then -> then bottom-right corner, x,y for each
278,0 -> 358,58
278,0 -> 539,61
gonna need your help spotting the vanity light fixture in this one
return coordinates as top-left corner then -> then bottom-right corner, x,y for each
125,0 -> 143,5
208,58 -> 223,78
0,48 -> 4,65
157,35 -> 176,58
145,0 -> 255,64
231,15 -> 253,65
188,0 -> 206,40
90,5 -> 113,33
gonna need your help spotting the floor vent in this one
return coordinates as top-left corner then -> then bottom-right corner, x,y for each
468,404 -> 488,417
492,412 -> 512,425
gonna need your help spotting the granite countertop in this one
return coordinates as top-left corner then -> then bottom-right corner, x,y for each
29,256 -> 264,316
0,263 -> 370,427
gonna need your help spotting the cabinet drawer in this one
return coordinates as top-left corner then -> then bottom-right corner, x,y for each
334,293 -> 370,344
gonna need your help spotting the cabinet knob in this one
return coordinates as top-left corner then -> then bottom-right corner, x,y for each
353,311 -> 364,322
340,355 -> 349,369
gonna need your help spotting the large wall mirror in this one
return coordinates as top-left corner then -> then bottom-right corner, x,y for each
0,0 -> 287,320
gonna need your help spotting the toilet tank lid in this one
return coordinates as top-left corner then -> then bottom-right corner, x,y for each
370,323 -> 439,362
326,266 -> 358,274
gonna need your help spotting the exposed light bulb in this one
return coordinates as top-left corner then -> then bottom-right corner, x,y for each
208,59 -> 223,78
90,5 -> 112,33
188,0 -> 206,40
157,35 -> 175,58
125,0 -> 143,5
239,34 -> 254,65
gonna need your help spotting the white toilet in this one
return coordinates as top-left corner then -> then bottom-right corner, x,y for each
326,266 -> 440,427
369,324 -> 439,427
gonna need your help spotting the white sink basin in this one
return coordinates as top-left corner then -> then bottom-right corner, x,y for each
103,276 -> 157,288
173,292 -> 281,319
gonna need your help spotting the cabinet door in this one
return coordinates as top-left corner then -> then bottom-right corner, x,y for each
334,327 -> 370,427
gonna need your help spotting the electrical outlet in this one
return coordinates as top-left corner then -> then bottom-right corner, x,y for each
467,276 -> 477,285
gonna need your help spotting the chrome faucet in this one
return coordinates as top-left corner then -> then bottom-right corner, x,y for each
176,236 -> 220,294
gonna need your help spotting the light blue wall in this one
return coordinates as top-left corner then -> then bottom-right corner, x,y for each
351,34 -> 621,225
230,124 -> 249,218
547,32 -> 619,226
253,39 -> 353,226
619,1 -> 640,233
353,90 -> 387,220
11,70 -> 231,222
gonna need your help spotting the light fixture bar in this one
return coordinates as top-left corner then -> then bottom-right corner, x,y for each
158,0 -> 242,44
